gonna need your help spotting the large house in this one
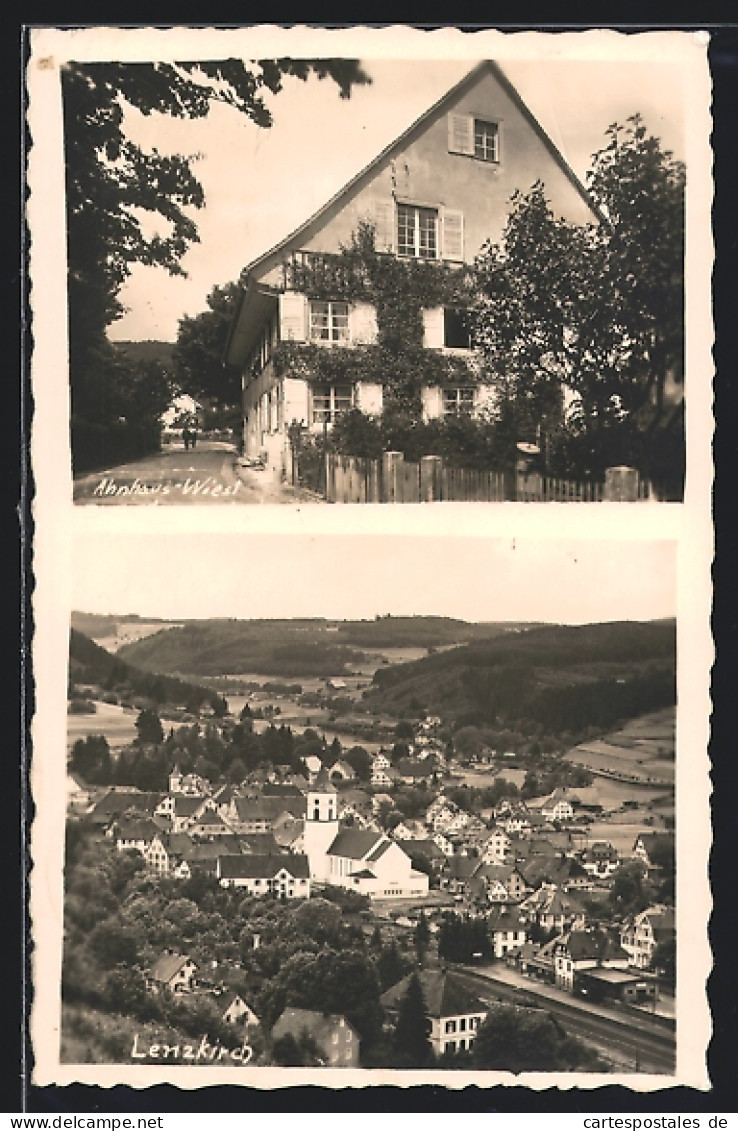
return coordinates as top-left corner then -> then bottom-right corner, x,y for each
381,969 -> 488,1057
620,905 -> 676,970
216,853 -> 311,899
225,61 -> 598,477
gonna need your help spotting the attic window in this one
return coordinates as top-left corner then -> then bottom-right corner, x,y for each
474,119 -> 499,162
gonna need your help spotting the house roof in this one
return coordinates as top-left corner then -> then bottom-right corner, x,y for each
328,828 -> 384,860
381,969 -> 488,1020
238,832 -> 282,855
395,839 -> 444,861
561,929 -> 629,963
225,60 -> 601,366
218,853 -> 310,880
149,951 -> 194,984
173,795 -> 207,816
91,788 -> 163,820
116,817 -> 164,842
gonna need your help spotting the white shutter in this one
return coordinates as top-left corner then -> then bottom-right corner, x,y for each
442,209 -> 465,262
447,113 -> 474,156
279,291 -> 307,342
350,302 -> 379,345
374,200 -> 395,253
421,385 -> 444,421
422,307 -> 445,349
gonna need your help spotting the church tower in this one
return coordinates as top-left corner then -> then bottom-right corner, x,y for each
303,766 -> 339,882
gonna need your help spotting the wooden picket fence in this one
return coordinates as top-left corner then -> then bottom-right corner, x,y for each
299,451 -> 652,504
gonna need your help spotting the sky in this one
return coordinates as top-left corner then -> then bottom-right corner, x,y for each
106,54 -> 686,343
71,532 -> 677,625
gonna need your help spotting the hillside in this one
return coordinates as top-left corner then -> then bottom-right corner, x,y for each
112,340 -> 174,366
366,620 -> 676,734
69,630 -> 224,712
114,616 -> 508,677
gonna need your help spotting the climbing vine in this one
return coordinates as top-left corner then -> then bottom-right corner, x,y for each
278,221 -> 483,414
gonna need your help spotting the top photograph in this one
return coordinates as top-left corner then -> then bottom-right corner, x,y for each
65,53 -> 687,505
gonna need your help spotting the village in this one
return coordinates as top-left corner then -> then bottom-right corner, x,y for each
64,642 -> 676,1074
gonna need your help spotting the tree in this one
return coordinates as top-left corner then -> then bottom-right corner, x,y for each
376,940 -> 411,992
345,745 -> 372,782
134,708 -> 164,745
472,119 -> 685,486
413,910 -> 431,964
392,972 -> 433,1068
63,59 -> 370,458
271,1031 -> 325,1067
652,935 -> 676,989
472,1005 -> 600,1072
174,281 -> 242,406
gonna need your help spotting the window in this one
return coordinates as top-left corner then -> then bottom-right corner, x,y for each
445,1020 -> 457,1034
446,1041 -> 456,1053
443,387 -> 476,416
474,119 -> 499,162
458,1038 -> 466,1051
312,384 -> 353,425
444,308 -> 473,350
459,1018 -> 467,1032
309,300 -> 349,343
397,204 -> 438,259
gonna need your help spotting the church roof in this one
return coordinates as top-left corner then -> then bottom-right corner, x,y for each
327,828 -> 384,861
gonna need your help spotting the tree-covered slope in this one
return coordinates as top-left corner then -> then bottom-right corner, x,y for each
367,620 -> 676,733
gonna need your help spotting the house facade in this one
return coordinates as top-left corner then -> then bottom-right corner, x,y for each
225,61 -> 597,479
216,853 -> 311,898
620,905 -> 675,969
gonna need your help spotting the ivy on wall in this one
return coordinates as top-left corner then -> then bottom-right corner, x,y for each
278,222 -> 482,416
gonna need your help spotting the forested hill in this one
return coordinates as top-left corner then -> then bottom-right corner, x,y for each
69,630 -> 225,712
114,616 -> 513,677
367,619 -> 676,734
112,340 -> 174,366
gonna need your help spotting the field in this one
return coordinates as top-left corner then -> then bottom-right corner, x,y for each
564,708 -> 675,786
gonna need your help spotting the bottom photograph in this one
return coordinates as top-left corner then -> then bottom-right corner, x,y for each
43,533 -> 695,1086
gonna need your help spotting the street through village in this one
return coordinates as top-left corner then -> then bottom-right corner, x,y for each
73,440 -> 321,506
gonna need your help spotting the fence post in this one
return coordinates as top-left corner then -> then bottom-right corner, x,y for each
604,466 -> 639,501
382,451 -> 403,504
420,455 -> 443,502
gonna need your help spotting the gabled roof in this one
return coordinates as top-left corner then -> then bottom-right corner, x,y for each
327,828 -> 384,860
561,929 -> 629,964
173,794 -> 208,817
239,61 -> 597,286
91,788 -> 163,820
218,853 -> 310,880
116,817 -> 164,842
381,969 -> 488,1020
149,951 -> 194,984
225,60 -> 600,366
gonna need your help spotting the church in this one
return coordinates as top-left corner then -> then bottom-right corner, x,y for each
302,769 -> 429,901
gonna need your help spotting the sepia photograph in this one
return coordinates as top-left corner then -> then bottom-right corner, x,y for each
26,24 -> 714,1104
53,46 -> 690,506
29,528 -> 710,1088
